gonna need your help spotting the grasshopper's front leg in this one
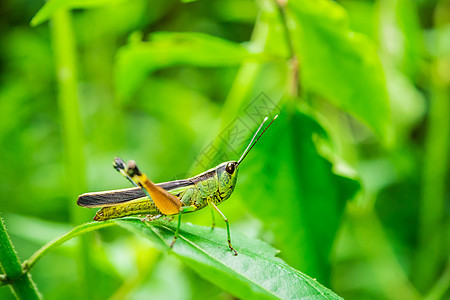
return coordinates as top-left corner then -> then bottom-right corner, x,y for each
170,188 -> 199,248
209,202 -> 237,256
209,204 -> 216,231
170,205 -> 196,248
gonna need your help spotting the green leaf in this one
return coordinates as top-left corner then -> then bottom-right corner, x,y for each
115,32 -> 260,99
31,0 -> 129,27
287,0 -> 391,141
115,218 -> 343,300
238,106 -> 360,284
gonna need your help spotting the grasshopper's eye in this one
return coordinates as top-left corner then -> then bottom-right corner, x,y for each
225,162 -> 235,174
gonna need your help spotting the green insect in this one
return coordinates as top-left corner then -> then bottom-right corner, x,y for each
77,115 -> 278,255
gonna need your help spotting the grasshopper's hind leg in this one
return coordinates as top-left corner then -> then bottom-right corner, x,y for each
113,157 -> 139,187
209,204 -> 216,231
170,212 -> 183,248
209,202 -> 237,256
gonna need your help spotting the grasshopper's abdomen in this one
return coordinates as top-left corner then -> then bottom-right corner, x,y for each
94,198 -> 161,221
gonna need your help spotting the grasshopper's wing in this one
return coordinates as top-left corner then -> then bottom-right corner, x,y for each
77,179 -> 193,208
77,187 -> 144,208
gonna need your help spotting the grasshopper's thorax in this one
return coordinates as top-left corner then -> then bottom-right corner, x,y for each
216,161 -> 238,201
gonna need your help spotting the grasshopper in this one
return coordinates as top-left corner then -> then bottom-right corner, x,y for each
77,115 -> 278,255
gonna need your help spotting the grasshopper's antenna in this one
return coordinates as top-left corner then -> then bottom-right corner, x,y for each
237,115 -> 278,166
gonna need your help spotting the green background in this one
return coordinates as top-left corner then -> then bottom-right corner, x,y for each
0,0 -> 449,299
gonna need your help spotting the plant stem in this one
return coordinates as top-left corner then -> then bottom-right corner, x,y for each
50,6 -> 86,225
23,221 -> 116,272
416,67 -> 450,290
274,0 -> 299,98
0,216 -> 40,299
415,5 -> 450,289
50,9 -> 91,298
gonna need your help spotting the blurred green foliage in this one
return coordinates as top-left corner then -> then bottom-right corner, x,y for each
0,0 -> 449,299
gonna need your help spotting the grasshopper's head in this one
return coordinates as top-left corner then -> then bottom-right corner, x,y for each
217,161 -> 239,200
215,115 -> 278,201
